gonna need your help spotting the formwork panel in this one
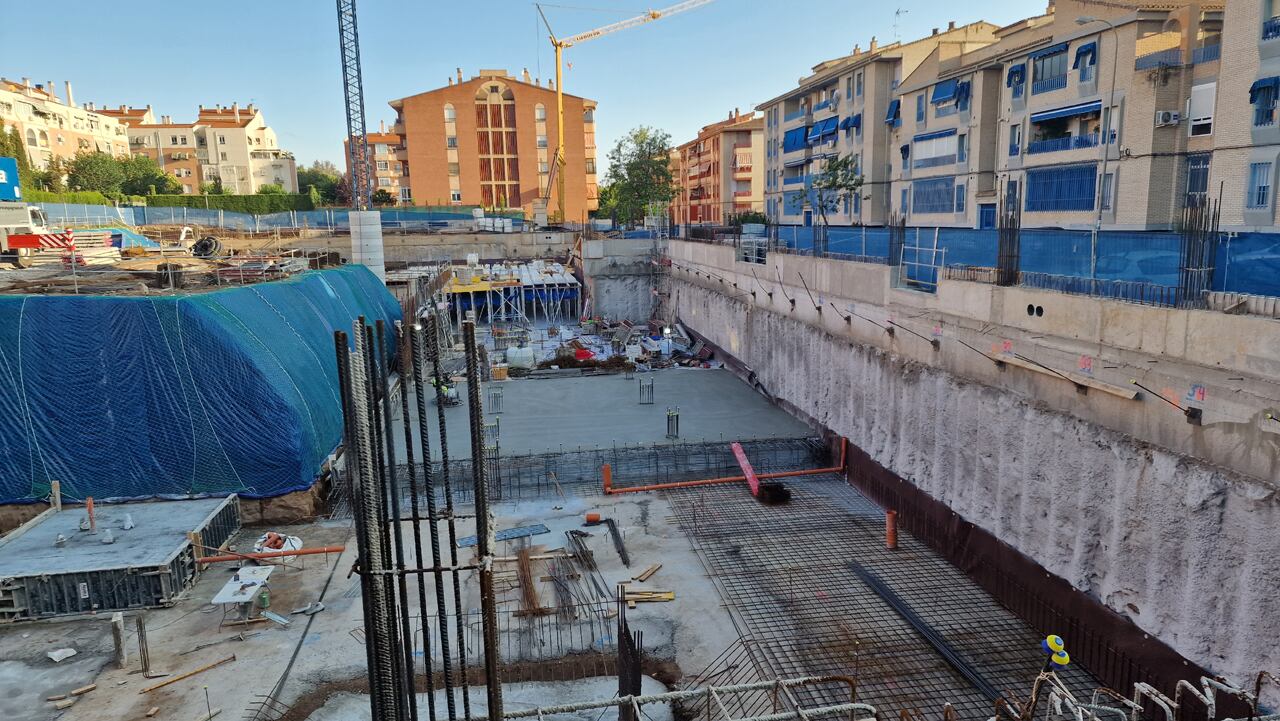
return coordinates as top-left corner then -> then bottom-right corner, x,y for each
0,496 -> 240,620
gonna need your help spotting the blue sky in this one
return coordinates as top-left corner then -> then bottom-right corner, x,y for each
3,0 -> 1036,175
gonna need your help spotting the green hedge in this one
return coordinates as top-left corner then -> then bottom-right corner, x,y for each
144,194 -> 315,213
24,189 -> 140,205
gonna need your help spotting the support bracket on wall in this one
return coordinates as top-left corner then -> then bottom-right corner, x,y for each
1130,379 -> 1202,424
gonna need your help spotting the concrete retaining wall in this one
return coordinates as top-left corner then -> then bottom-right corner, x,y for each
666,241 -> 1280,699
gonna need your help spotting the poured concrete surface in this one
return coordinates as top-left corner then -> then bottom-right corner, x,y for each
0,620 -> 112,721
392,368 -> 814,459
0,497 -> 231,576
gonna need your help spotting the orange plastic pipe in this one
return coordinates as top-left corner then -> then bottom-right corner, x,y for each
196,546 -> 346,564
886,510 -> 898,549
604,438 -> 847,495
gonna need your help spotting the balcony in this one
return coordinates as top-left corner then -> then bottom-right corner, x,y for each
783,108 -> 809,122
733,190 -> 752,198
1009,143 -> 1021,157
1025,132 -> 1114,155
1192,44 -> 1221,64
1265,17 -> 1280,41
914,155 -> 957,169
783,175 -> 806,186
1032,75 -> 1067,95
1135,48 -> 1183,70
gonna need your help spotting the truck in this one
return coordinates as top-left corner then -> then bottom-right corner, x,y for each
0,200 -> 59,268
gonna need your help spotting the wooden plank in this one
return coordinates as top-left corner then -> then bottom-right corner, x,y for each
632,564 -> 661,582
53,699 -> 75,710
990,353 -> 1138,400
140,655 -> 236,694
70,684 -> 96,696
146,707 -> 160,718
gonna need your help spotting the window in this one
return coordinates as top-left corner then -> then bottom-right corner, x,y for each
1032,47 -> 1068,94
448,162 -> 459,176
957,133 -> 968,163
537,135 -> 548,148
25,129 -> 36,146
1024,163 -> 1097,212
1185,154 -> 1210,207
1006,179 -> 1020,208
394,162 -> 403,175
913,132 -> 957,168
1101,172 -> 1114,210
400,187 -> 412,201
170,135 -> 179,144
900,188 -> 909,214
375,143 -> 388,154
1189,82 -> 1215,136
856,71 -> 864,97
538,161 -> 548,174
446,135 -> 458,148
1248,162 -> 1273,208
220,152 -> 228,161
450,190 -> 462,203
218,135 -> 226,144
535,104 -> 546,122
584,109 -> 594,123
585,158 -> 596,174
936,102 -> 957,118
444,104 -> 456,122
376,160 -> 388,171
955,183 -> 966,213
916,94 -> 926,123
845,76 -> 853,99
912,177 -> 956,214
378,177 -> 391,187
1009,124 -> 1022,155
1252,79 -> 1278,127
183,184 -> 191,193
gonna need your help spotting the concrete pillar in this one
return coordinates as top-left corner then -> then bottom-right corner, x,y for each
350,210 -> 386,280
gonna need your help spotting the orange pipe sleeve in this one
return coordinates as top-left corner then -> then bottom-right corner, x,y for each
196,546 -> 346,564
604,437 -> 848,495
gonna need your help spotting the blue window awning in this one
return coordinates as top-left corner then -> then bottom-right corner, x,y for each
1072,42 -> 1097,69
930,78 -> 958,104
782,127 -> 808,153
1029,42 -> 1068,60
1006,64 -> 1026,87
1030,100 -> 1102,124
850,113 -> 862,130
955,81 -> 972,109
806,117 -> 838,143
1250,77 -> 1280,104
783,158 -> 808,168
885,99 -> 901,125
900,144 -> 911,159
913,128 -> 957,143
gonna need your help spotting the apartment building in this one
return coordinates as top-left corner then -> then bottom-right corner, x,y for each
385,68 -> 598,220
0,78 -> 130,169
758,23 -> 1001,228
1212,0 -> 1280,230
102,102 -> 298,195
343,125 -> 410,204
670,110 -> 763,225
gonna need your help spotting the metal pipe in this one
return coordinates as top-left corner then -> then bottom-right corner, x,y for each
197,546 -> 347,564
604,438 -> 847,495
463,319 -> 504,721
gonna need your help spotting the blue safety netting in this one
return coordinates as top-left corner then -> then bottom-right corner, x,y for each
36,203 -> 527,233
0,265 -> 400,504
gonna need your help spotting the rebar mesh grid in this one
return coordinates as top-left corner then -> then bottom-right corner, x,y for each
667,476 -> 1099,720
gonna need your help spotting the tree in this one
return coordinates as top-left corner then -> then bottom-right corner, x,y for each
1,124 -> 36,193
788,153 -> 863,251
200,180 -> 227,195
371,188 -> 395,206
603,126 -> 676,227
257,183 -> 286,194
67,151 -> 125,196
119,154 -> 181,196
334,174 -> 352,207
594,182 -> 618,220
297,160 -> 342,205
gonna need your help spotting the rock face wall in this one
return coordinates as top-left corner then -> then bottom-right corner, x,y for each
673,277 -> 1280,700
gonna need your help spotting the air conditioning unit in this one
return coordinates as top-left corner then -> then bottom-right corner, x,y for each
1154,110 -> 1181,127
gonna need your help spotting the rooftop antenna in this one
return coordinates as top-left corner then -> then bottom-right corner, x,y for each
894,7 -> 908,40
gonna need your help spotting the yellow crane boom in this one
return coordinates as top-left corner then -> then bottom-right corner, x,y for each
536,0 -> 715,224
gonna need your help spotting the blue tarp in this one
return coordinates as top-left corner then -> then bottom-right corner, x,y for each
0,265 -> 401,504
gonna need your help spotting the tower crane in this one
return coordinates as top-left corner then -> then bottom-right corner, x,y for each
536,0 -> 715,224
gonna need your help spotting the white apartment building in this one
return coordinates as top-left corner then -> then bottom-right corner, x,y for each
0,78 -> 130,169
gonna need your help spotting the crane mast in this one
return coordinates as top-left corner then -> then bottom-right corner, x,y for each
337,0 -> 372,211
537,0 -> 714,224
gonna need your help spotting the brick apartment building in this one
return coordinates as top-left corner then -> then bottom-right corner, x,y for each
353,68 -> 598,218
343,124 -> 410,204
670,110 -> 763,225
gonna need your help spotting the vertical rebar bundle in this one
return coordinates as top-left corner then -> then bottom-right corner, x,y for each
666,407 -> 680,439
996,182 -> 1022,287
335,316 -> 502,721
1177,194 -> 1222,309
638,378 -> 654,405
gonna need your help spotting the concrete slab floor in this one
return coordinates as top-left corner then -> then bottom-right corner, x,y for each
0,521 -> 353,721
0,497 -> 233,576
391,367 -> 814,460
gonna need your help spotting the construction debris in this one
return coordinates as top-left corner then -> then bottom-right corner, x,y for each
140,655 -> 236,694
46,648 -> 77,663
70,683 -> 97,696
623,589 -> 675,608
632,564 -> 662,582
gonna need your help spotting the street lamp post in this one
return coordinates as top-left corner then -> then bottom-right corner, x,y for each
1077,16 -> 1119,280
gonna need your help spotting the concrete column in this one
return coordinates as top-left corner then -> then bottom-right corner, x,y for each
350,210 -> 386,280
